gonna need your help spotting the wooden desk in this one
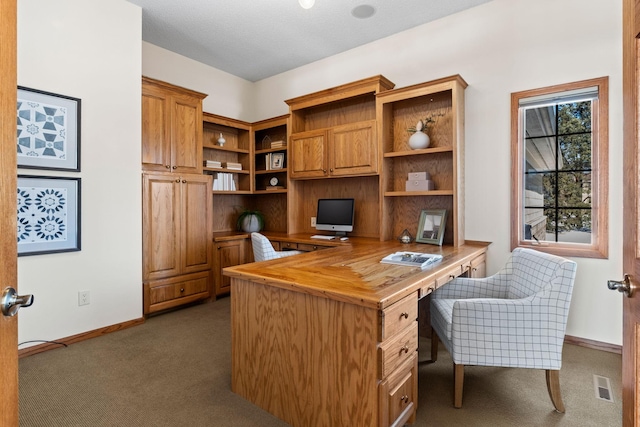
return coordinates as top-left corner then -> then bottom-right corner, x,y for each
224,240 -> 488,427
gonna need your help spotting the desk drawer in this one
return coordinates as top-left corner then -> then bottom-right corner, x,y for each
378,354 -> 417,427
378,322 -> 417,379
281,241 -> 299,250
297,243 -> 329,252
434,264 -> 464,288
378,293 -> 417,341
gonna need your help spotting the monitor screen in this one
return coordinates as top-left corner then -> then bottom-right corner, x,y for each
315,198 -> 355,235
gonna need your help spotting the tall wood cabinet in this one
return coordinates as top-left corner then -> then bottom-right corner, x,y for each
142,77 -> 212,314
142,76 -> 206,174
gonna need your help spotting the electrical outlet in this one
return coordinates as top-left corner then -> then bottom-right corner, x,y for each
311,217 -> 316,227
78,291 -> 90,306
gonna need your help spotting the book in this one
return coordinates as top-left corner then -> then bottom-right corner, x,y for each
380,252 -> 443,269
224,162 -> 242,170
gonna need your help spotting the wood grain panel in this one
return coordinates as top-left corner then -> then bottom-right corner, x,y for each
231,279 -> 379,427
290,131 -> 326,178
330,120 -> 378,175
390,92 -> 453,152
211,194 -> 251,232
388,152 -> 453,192
0,0 -> 17,423
293,176 -> 379,237
172,96 -> 202,172
141,92 -> 169,169
143,174 -> 180,280
181,174 -> 213,273
385,195 -> 454,244
254,193 -> 288,232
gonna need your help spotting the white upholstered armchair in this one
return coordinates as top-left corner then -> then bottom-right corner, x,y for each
430,247 -> 577,411
251,232 -> 304,262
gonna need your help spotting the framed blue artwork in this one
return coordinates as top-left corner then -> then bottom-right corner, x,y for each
17,86 -> 81,171
17,176 -> 81,256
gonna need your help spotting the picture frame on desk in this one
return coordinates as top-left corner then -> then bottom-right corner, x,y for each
416,209 -> 446,245
270,153 -> 284,170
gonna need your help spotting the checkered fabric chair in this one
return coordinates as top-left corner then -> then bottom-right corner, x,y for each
430,247 -> 577,412
251,232 -> 304,262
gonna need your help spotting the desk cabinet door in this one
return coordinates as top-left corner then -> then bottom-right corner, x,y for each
329,120 -> 377,176
290,130 -> 327,179
215,239 -> 245,295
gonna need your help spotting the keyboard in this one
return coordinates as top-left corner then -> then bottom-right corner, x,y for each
311,235 -> 336,240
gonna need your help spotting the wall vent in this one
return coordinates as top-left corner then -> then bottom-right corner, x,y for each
593,374 -> 614,402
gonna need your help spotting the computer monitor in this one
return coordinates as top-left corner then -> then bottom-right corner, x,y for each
315,198 -> 355,236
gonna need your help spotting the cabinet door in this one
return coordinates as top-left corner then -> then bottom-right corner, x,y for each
290,129 -> 327,179
171,93 -> 203,174
214,239 -> 245,295
181,174 -> 213,275
329,120 -> 378,176
142,86 -> 171,172
143,174 -> 181,280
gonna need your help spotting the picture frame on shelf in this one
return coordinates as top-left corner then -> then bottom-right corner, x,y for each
416,209 -> 446,245
17,86 -> 81,171
17,175 -> 81,256
271,152 -> 284,170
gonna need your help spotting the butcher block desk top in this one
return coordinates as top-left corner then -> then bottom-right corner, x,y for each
223,238 -> 490,310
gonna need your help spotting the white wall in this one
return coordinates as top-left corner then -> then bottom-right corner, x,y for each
17,0 -> 142,346
251,0 -> 624,345
142,42 -> 254,120
145,0 -> 622,344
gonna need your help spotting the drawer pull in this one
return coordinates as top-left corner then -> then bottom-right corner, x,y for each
401,395 -> 409,404
180,288 -> 185,293
400,312 -> 409,319
400,345 -> 409,354
449,274 -> 456,279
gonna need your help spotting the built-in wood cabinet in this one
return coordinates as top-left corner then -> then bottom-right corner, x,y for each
213,237 -> 246,296
286,76 -> 394,180
289,120 -> 378,179
202,112 -> 252,194
142,77 -> 206,174
142,173 -> 213,314
377,75 -> 467,246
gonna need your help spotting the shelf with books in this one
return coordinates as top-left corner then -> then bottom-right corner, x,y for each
203,112 -> 252,193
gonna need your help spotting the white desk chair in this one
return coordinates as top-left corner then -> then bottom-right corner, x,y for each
430,247 -> 577,412
251,232 -> 304,262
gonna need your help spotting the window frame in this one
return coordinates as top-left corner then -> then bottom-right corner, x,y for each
510,77 -> 609,259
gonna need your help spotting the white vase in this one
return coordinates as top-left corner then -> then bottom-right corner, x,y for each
409,130 -> 430,150
241,215 -> 261,232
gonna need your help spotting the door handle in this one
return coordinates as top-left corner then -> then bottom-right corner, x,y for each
1,287 -> 34,317
607,274 -> 635,298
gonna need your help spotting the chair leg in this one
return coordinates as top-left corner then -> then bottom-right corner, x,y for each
430,327 -> 439,362
454,363 -> 464,408
546,369 -> 565,413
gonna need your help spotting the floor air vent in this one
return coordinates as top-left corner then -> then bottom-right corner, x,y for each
593,375 -> 614,402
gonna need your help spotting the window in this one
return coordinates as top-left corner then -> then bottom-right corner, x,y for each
511,77 -> 608,258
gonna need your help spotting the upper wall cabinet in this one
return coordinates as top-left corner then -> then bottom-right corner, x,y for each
142,77 -> 207,174
286,76 -> 395,179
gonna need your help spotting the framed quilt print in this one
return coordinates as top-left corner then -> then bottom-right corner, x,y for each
17,176 -> 81,256
17,86 -> 81,171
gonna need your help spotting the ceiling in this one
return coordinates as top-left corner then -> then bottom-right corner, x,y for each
127,0 -> 492,82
